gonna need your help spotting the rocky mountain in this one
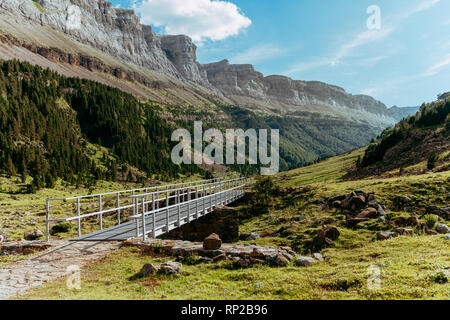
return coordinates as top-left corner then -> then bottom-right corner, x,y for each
386,106 -> 420,122
0,0 -> 421,169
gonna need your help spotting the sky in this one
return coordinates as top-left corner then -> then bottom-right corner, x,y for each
111,0 -> 450,108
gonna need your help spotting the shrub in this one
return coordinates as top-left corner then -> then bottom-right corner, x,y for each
427,152 -> 438,170
50,222 -> 72,235
423,214 -> 438,229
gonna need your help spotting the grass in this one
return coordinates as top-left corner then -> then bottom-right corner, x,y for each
15,236 -> 449,300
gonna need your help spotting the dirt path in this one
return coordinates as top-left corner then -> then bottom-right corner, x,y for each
0,241 -> 121,300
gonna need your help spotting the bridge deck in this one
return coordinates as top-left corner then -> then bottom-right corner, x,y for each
72,190 -> 240,241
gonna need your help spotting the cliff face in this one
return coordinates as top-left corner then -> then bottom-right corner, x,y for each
0,0 -> 415,129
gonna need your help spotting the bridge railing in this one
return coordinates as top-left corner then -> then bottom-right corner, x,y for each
45,178 -> 223,241
129,177 -> 248,240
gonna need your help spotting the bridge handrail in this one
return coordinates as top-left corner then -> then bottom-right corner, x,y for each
44,176 -> 241,241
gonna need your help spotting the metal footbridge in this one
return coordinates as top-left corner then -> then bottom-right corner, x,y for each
45,177 -> 248,241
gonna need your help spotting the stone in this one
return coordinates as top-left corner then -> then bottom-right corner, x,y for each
236,258 -> 250,268
407,216 -> 420,226
159,261 -> 182,274
356,207 -> 379,219
295,256 -> 316,267
24,229 -> 44,241
426,229 -> 438,235
212,253 -> 227,262
0,241 -> 52,255
246,232 -> 260,241
312,253 -> 324,261
0,228 -> 7,242
136,263 -> 159,278
342,194 -> 366,211
274,254 -> 290,267
444,234 -> 450,241
203,233 -> 222,250
436,224 -> 450,234
395,228 -> 414,235
375,231 -> 398,240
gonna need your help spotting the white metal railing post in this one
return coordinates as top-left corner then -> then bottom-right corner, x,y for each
99,194 -> 103,230
203,184 -> 206,215
134,196 -> 139,237
209,182 -> 212,212
152,192 -> 156,239
117,192 -> 121,225
166,186 -> 169,232
46,199 -> 50,242
195,186 -> 199,218
141,197 -> 146,241
177,189 -> 181,226
77,198 -> 81,237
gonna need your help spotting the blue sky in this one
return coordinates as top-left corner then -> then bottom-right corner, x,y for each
112,0 -> 450,107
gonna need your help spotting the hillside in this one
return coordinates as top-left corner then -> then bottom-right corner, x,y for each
0,0 -> 419,168
352,93 -> 450,177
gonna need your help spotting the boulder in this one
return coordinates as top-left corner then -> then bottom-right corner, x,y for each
375,231 -> 398,240
136,263 -> 159,278
356,207 -> 379,219
0,228 -> 7,242
436,224 -> 450,234
444,234 -> 450,241
312,253 -> 324,261
426,229 -> 438,235
395,228 -> 414,235
203,233 -> 222,250
295,256 -> 316,267
246,232 -> 260,241
24,229 -> 43,241
159,261 -> 182,274
212,253 -> 227,262
274,254 -> 290,267
315,226 -> 340,248
342,193 -> 366,211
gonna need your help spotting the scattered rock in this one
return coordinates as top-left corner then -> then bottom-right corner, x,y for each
246,232 -> 260,241
159,261 -> 182,274
395,228 -> 414,235
436,224 -> 450,234
315,226 -> 340,247
342,194 -> 366,211
136,263 -> 159,278
203,233 -> 222,250
312,253 -> 324,261
375,231 -> 398,241
426,229 -> 438,235
236,258 -> 250,268
24,229 -> 43,241
0,228 -> 7,242
356,207 -> 379,219
295,256 -> 316,267
212,253 -> 227,262
444,234 -> 450,241
273,254 -> 289,267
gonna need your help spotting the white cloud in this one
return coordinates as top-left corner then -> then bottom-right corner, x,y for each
133,0 -> 251,44
423,55 -> 450,76
285,27 -> 394,75
402,0 -> 440,18
230,44 -> 286,64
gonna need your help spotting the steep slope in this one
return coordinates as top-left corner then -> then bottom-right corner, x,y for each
352,93 -> 450,177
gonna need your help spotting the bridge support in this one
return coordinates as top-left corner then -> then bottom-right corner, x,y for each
164,205 -> 239,243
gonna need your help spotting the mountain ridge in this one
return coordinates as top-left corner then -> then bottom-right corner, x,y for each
0,0 -> 413,128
